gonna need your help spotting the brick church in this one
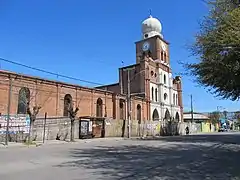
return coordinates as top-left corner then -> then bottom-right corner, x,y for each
0,15 -> 183,124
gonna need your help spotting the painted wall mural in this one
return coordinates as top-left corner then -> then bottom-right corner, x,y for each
0,115 -> 30,134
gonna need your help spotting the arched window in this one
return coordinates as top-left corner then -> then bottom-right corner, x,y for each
63,94 -> 72,117
151,71 -> 154,77
161,51 -> 164,61
119,99 -> 125,120
164,93 -> 168,101
164,74 -> 166,84
176,94 -> 178,105
164,52 -> 167,62
173,93 -> 175,105
96,98 -> 103,117
155,88 -> 158,102
17,87 -> 30,114
137,104 -> 141,124
151,87 -> 154,101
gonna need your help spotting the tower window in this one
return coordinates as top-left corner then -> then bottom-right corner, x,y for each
164,74 -> 166,84
145,34 -> 148,38
164,93 -> 168,100
176,94 -> 178,105
173,93 -> 175,105
161,52 -> 164,61
151,71 -> 154,77
155,88 -> 158,102
151,87 -> 154,101
164,52 -> 167,62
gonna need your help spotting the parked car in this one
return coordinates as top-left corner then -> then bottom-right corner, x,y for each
218,127 -> 227,132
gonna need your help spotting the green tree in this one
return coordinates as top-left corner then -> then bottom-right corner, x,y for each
234,111 -> 240,127
186,0 -> 240,100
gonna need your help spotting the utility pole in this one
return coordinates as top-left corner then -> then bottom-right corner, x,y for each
43,112 -> 47,144
123,67 -> 135,138
5,78 -> 13,146
190,94 -> 194,123
127,70 -> 131,138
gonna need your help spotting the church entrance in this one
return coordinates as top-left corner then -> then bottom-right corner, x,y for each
164,109 -> 171,121
152,109 -> 159,121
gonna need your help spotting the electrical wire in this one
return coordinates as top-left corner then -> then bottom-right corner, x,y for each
0,57 -> 105,86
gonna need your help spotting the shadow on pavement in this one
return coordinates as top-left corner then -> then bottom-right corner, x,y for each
56,134 -> 240,180
135,133 -> 240,145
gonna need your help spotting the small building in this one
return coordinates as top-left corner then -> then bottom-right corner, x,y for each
183,112 -> 210,123
183,112 -> 219,132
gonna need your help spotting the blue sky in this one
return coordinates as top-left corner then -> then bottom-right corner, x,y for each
0,0 -> 239,112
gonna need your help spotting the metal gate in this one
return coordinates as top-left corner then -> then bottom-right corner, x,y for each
79,119 -> 93,139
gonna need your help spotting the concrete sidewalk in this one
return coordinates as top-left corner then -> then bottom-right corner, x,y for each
0,137 -> 126,149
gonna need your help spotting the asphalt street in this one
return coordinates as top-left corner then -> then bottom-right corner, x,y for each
0,132 -> 240,180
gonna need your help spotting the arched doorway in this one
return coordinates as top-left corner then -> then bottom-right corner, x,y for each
164,109 -> 171,121
63,94 -> 72,117
175,112 -> 180,122
137,104 -> 141,124
152,109 -> 159,121
96,98 -> 103,117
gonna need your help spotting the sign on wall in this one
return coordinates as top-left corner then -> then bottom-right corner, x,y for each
0,115 -> 30,134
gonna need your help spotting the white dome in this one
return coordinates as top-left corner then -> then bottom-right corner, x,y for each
142,15 -> 163,39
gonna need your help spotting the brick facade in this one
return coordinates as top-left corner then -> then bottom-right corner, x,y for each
0,70 -> 148,122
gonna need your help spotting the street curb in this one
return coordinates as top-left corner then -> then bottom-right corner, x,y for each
0,137 -> 126,150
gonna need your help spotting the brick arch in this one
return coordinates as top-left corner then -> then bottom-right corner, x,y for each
137,104 -> 141,124
17,87 -> 30,114
63,94 -> 72,117
96,98 -> 103,117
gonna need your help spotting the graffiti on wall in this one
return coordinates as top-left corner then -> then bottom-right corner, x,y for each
0,115 -> 30,134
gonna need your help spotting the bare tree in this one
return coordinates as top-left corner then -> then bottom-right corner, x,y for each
26,103 -> 41,142
68,106 -> 79,142
209,111 -> 220,124
18,86 -> 52,142
67,94 -> 83,142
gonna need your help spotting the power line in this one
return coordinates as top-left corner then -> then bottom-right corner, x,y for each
0,57 -> 105,86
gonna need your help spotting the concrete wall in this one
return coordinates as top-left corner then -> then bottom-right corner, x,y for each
33,117 -> 78,141
0,118 -> 212,143
178,122 -> 202,135
0,117 -> 79,142
201,122 -> 219,133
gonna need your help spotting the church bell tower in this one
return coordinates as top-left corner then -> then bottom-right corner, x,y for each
135,15 -> 170,67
